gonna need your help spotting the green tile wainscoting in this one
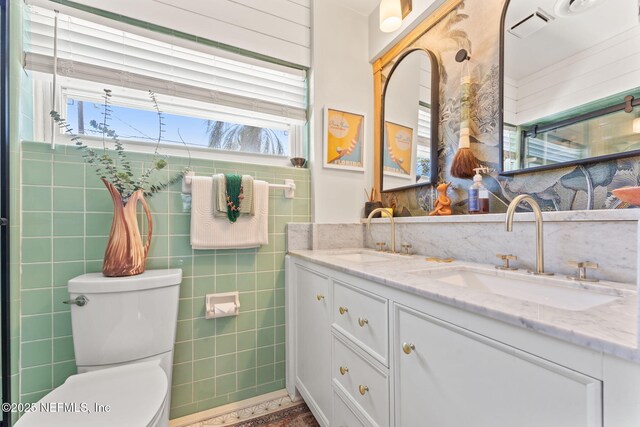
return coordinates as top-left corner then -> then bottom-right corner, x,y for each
18,141 -> 311,419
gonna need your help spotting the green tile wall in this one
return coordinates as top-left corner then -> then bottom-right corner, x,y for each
19,141 -> 311,419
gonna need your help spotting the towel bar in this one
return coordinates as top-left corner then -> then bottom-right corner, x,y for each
182,171 -> 296,199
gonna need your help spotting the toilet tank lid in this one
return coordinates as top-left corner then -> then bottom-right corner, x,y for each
69,269 -> 182,293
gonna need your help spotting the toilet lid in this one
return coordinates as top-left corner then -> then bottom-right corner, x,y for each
16,360 -> 167,427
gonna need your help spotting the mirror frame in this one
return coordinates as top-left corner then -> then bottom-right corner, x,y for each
380,48 -> 440,192
499,0 -> 640,176
372,0 -> 462,195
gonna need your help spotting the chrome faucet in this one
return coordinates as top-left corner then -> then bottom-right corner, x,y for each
366,208 -> 396,254
505,195 -> 553,276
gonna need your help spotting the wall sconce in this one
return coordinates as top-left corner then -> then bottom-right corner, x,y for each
634,117 -> 640,134
379,0 -> 412,33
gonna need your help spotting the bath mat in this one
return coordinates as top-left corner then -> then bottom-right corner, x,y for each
221,403 -> 319,427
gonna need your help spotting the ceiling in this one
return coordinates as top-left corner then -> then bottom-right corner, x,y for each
504,0 -> 639,81
340,0 -> 380,16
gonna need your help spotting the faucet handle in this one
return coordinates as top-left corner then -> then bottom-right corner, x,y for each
567,261 -> 599,282
401,243 -> 412,255
495,254 -> 518,271
375,242 -> 386,252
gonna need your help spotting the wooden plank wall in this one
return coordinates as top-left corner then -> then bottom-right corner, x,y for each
507,26 -> 640,125
68,0 -> 312,67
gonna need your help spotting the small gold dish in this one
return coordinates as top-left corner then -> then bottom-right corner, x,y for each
425,257 -> 454,263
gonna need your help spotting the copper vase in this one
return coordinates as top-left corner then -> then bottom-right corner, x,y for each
102,179 -> 153,277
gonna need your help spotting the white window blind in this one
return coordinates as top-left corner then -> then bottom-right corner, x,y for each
24,5 -> 307,123
417,106 -> 431,144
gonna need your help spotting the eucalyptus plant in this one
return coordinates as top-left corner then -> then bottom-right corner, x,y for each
50,89 -> 189,200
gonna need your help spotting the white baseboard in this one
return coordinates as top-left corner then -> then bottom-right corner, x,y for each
169,389 -> 302,427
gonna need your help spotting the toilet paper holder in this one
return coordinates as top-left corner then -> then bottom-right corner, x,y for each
205,292 -> 240,319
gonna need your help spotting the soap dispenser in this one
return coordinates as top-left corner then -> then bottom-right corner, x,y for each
468,167 -> 490,214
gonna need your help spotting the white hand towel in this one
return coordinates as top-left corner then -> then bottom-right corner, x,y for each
190,176 -> 269,249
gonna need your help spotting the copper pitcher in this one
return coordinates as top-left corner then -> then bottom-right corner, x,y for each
102,179 -> 153,277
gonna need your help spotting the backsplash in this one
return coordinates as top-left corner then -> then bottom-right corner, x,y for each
19,141 -> 311,419
365,212 -> 638,284
381,0 -> 639,214
287,213 -> 638,284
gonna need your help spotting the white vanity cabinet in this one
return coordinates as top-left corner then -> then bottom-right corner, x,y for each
292,265 -> 332,425
286,256 -> 639,427
394,304 -> 601,427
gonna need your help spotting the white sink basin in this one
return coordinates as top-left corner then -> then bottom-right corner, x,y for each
326,250 -> 401,263
411,267 -> 620,311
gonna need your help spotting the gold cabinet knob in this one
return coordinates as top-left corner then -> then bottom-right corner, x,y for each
358,317 -> 369,327
359,385 -> 369,395
339,366 -> 349,376
316,294 -> 325,301
402,342 -> 415,355
339,306 -> 349,315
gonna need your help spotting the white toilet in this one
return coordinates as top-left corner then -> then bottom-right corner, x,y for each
16,269 -> 182,427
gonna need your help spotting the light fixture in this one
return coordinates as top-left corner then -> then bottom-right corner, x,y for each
633,117 -> 640,134
379,0 -> 412,33
555,0 -> 606,17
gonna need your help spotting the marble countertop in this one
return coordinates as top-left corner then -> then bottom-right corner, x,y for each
288,248 -> 639,362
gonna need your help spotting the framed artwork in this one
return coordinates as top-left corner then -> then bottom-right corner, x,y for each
324,107 -> 365,171
383,121 -> 413,179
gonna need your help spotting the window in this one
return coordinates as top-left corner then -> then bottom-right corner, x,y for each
25,5 -> 307,161
65,97 -> 290,156
503,124 -> 519,170
416,106 -> 431,181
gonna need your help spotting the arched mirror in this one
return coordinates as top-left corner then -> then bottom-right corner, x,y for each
500,0 -> 640,175
381,49 -> 439,192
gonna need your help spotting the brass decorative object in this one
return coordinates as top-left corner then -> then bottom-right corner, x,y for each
102,179 -> 153,277
425,257 -> 454,263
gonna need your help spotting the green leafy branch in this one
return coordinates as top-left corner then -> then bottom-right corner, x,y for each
50,89 -> 189,200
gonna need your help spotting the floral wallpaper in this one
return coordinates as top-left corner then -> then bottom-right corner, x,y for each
381,0 -> 638,215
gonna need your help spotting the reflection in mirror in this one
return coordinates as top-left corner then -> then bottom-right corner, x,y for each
501,0 -> 640,174
382,49 -> 439,191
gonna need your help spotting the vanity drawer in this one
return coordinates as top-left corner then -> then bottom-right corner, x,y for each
333,280 -> 388,365
333,390 -> 367,427
333,334 -> 389,427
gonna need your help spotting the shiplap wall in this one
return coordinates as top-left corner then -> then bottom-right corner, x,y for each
59,0 -> 311,67
505,25 -> 640,125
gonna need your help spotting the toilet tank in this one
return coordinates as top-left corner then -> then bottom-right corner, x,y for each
68,269 -> 182,367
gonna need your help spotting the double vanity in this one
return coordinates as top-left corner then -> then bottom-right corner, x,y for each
285,211 -> 640,427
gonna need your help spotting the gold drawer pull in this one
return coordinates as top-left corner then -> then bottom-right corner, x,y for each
402,342 -> 415,355
359,385 -> 369,395
358,317 -> 368,327
339,366 -> 349,376
316,294 -> 325,301
339,306 -> 349,315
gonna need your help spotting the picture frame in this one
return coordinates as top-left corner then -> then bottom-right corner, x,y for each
323,107 -> 365,171
383,121 -> 414,179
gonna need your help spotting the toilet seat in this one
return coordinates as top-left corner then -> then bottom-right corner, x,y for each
15,360 -> 167,427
